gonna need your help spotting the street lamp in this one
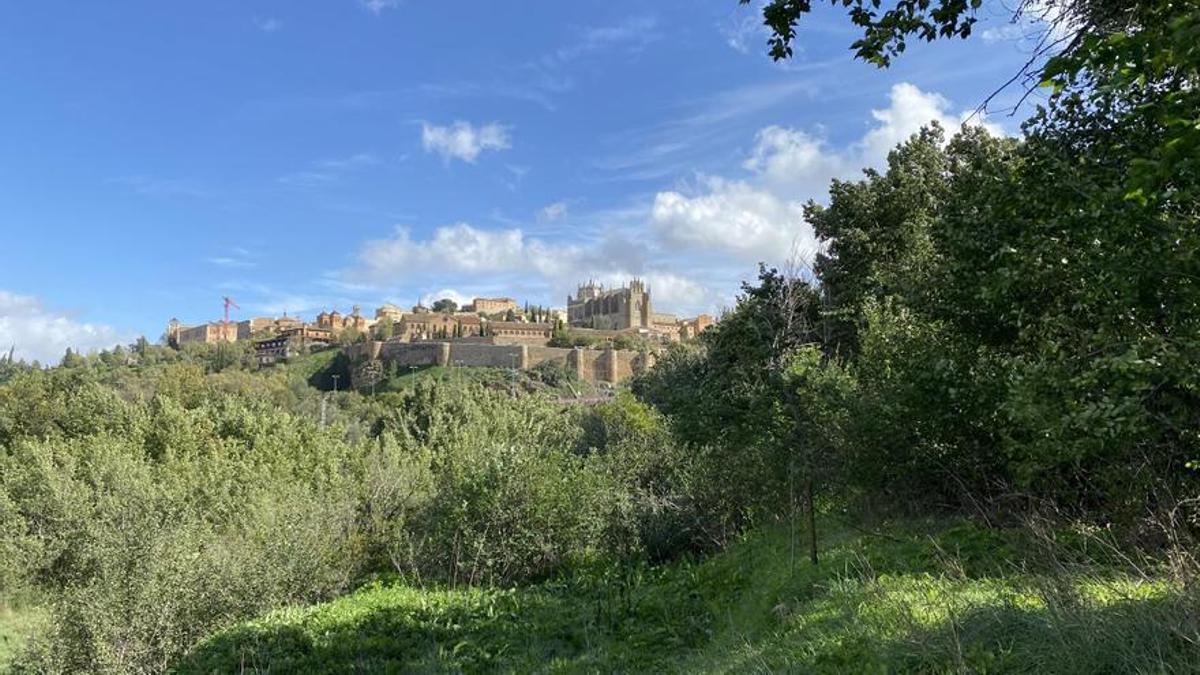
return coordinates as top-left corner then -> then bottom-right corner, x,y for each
332,374 -> 340,394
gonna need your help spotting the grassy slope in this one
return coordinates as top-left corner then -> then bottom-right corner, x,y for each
176,519 -> 1196,674
0,604 -> 43,672
282,347 -> 342,381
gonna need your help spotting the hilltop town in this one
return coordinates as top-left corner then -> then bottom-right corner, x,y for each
166,280 -> 714,384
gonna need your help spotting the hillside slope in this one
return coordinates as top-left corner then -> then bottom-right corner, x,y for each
0,605 -> 41,672
176,519 -> 1195,673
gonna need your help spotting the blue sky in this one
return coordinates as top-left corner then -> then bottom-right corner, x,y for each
0,0 -> 1043,362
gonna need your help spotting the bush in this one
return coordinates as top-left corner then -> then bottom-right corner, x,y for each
414,442 -> 616,584
0,364 -> 686,671
0,407 -> 367,674
527,359 -> 579,390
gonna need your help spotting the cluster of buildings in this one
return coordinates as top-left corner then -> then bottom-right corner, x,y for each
167,313 -> 311,346
166,281 -> 714,366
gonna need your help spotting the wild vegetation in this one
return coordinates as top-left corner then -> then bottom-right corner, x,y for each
1,0 -> 1197,671
0,346 -> 695,672
176,518 -> 1198,673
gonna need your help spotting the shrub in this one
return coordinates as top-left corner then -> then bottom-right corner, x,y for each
0,365 -> 684,671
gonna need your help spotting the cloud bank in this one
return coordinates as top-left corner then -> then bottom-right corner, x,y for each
0,291 -> 131,364
648,83 -> 1001,264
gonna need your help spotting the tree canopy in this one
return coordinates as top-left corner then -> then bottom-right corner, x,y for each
431,298 -> 458,313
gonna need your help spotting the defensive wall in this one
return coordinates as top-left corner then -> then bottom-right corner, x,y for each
347,340 -> 654,385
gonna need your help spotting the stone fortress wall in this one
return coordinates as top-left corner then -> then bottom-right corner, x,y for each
348,340 -> 654,385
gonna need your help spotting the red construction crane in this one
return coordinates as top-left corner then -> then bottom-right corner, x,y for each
222,296 -> 240,324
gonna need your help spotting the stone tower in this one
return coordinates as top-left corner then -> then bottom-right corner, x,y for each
567,279 -> 653,330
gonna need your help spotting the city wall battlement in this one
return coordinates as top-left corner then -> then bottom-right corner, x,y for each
346,340 -> 654,385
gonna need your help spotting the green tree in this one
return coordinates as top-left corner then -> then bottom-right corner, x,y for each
807,124 -> 956,355
338,327 -> 362,346
376,319 -> 394,341
432,298 -> 457,313
922,67 -> 1200,510
744,0 -> 1200,517
634,266 -> 824,546
60,348 -> 84,369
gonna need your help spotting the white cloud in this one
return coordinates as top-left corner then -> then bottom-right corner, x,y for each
361,0 -> 399,14
984,1 -> 1078,44
421,121 -> 511,164
1026,0 -> 1080,41
747,84 -> 1002,181
419,289 -> 473,308
742,126 -> 852,196
641,272 -> 719,315
981,23 -> 1026,43
538,201 -> 569,222
648,83 -> 1002,264
0,291 -> 131,364
344,222 -> 722,316
859,84 -> 968,164
355,223 -> 575,283
652,177 -> 812,262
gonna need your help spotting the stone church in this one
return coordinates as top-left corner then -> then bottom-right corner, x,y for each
566,279 -> 653,330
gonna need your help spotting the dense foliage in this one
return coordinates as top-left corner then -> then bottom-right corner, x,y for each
635,0 -> 1200,533
0,350 -> 695,672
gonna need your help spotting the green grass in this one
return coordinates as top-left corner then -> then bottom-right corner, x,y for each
281,346 -> 342,381
175,518 -> 1200,673
0,604 -> 43,672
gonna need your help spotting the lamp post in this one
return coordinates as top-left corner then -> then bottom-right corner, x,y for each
332,374 -> 340,394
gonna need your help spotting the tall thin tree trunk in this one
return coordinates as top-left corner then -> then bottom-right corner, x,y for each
789,457 -> 797,573
806,474 -> 818,565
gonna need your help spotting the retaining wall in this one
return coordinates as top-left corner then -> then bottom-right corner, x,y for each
448,343 -> 525,369
348,340 -> 651,384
